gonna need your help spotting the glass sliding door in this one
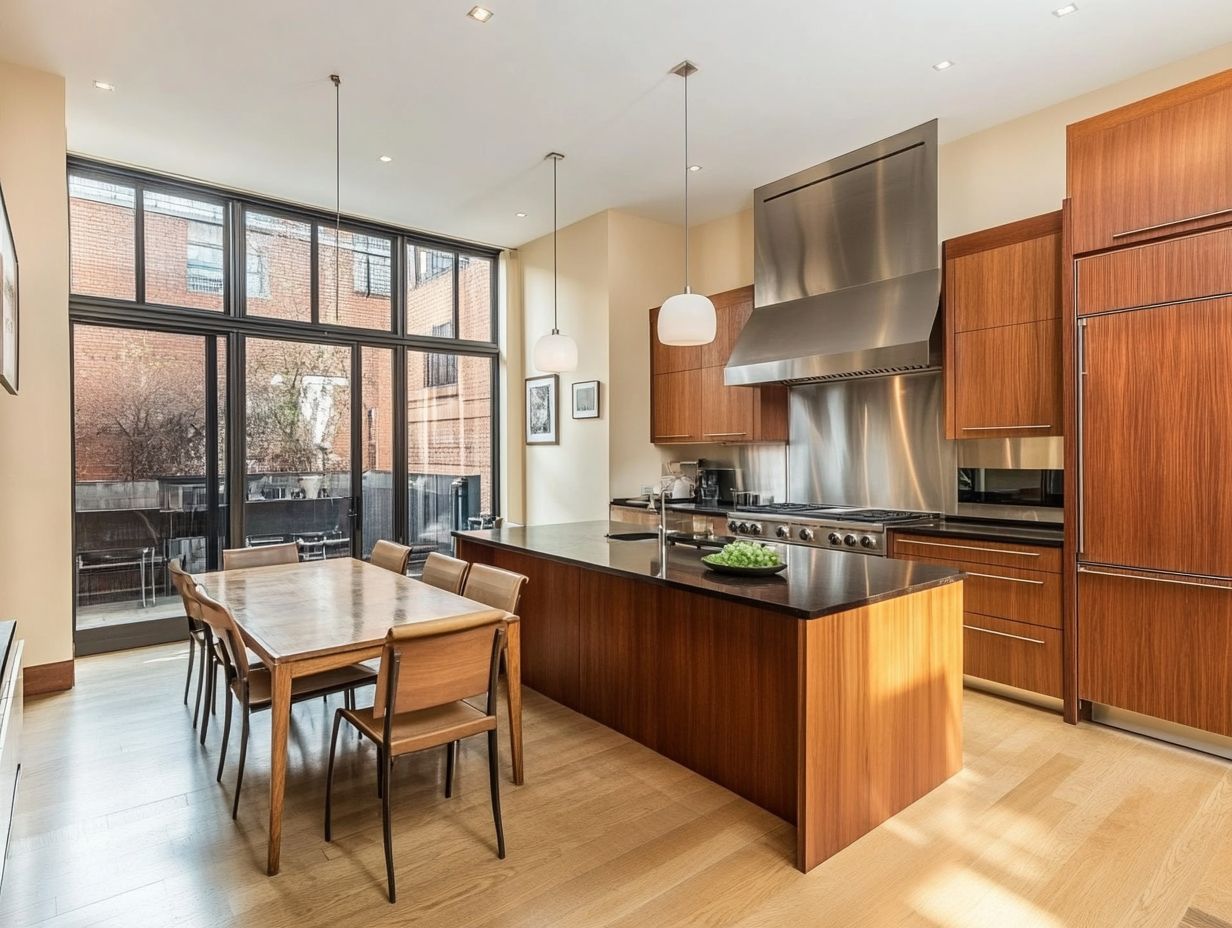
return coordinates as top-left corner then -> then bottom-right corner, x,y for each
243,337 -> 353,559
72,324 -> 225,633
360,346 -> 395,558
406,349 -> 494,573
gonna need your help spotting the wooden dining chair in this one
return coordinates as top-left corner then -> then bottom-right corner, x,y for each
168,559 -> 209,729
324,610 -> 509,903
188,582 -> 377,819
419,551 -> 471,594
370,539 -> 413,575
221,542 -> 300,570
460,564 -> 529,785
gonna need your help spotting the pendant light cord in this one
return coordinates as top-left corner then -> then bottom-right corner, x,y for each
331,74 -> 341,322
683,66 -> 689,293
553,154 -> 559,333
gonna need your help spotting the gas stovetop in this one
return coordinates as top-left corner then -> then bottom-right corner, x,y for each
723,504 -> 933,556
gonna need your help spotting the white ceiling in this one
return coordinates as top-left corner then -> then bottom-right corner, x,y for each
2,0 -> 1230,249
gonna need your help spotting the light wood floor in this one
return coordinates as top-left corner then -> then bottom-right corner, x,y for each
3,643 -> 1231,928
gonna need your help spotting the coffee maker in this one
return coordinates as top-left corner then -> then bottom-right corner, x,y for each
696,461 -> 741,507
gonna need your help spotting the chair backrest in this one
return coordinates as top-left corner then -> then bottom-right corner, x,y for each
189,583 -> 251,686
222,542 -> 299,570
419,551 -> 470,595
168,558 -> 201,624
370,539 -> 412,575
373,610 -> 506,720
462,563 -> 529,615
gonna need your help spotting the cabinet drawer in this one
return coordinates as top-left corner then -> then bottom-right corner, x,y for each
905,553 -> 1061,629
963,614 -> 1062,698
1077,226 -> 1232,315
892,533 -> 1061,573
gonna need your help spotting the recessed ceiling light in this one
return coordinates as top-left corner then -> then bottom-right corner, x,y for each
932,60 -> 955,71
92,80 -> 116,91
378,155 -> 393,162
1052,3 -> 1078,16
688,164 -> 702,172
467,5 -> 493,22
515,211 -> 527,218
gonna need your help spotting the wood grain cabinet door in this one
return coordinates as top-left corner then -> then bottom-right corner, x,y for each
1078,568 -> 1232,737
651,369 -> 702,444
699,366 -> 755,442
953,319 -> 1062,439
1079,296 -> 1232,576
701,289 -> 754,369
947,232 -> 1061,333
1068,76 -> 1232,254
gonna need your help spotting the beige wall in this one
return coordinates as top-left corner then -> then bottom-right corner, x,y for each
0,61 -> 73,671
519,210 -> 611,524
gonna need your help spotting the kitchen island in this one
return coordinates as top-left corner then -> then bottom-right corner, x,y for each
455,521 -> 965,872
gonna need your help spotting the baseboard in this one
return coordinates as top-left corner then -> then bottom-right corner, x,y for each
963,675 -> 1064,713
24,659 -> 75,696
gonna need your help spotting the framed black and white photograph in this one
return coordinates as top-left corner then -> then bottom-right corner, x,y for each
0,181 -> 17,396
525,374 -> 559,444
571,379 -> 600,419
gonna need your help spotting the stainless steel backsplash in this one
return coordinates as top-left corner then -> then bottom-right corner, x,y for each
787,371 -> 956,512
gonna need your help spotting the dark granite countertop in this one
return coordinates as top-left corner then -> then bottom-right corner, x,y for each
610,498 -> 731,517
891,517 -> 1064,548
455,520 -> 963,620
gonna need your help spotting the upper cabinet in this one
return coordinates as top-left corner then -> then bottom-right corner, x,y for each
943,212 -> 1064,440
1068,69 -> 1232,255
649,286 -> 787,445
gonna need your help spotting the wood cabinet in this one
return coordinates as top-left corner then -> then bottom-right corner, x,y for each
891,531 -> 1063,703
944,213 -> 1063,439
1078,567 -> 1232,737
649,286 -> 787,445
1068,69 -> 1232,255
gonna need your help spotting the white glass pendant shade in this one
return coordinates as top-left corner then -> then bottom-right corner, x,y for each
657,291 -> 716,346
533,329 -> 578,373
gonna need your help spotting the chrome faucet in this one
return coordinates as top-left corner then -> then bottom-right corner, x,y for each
649,479 -> 670,576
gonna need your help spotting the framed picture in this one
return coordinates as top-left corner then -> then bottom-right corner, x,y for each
525,374 -> 559,444
0,181 -> 17,396
571,379 -> 600,419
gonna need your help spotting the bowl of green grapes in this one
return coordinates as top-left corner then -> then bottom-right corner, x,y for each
701,541 -> 788,577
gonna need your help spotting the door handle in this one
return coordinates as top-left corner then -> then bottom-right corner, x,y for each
1078,566 -> 1232,592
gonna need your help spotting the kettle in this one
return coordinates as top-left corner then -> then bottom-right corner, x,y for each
668,474 -> 695,500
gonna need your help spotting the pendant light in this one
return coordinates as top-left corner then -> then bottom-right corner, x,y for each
657,60 -> 716,347
533,152 -> 579,373
330,73 -> 342,323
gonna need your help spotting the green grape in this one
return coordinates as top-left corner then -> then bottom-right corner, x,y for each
708,540 -> 781,568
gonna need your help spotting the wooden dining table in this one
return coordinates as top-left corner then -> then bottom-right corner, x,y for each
202,556 -> 524,876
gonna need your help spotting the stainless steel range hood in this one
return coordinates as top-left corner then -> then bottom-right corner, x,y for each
726,120 -> 941,386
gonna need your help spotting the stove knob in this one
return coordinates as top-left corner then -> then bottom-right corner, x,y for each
860,535 -> 876,549
798,528 -> 815,542
737,522 -> 749,534
843,533 -> 858,547
775,525 -> 791,539
748,522 -> 763,536
827,532 -> 842,545
727,520 -> 739,533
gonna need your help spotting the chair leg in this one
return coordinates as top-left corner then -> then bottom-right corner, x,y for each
232,709 -> 249,820
199,651 -> 213,745
445,741 -> 457,798
216,689 -> 233,783
324,709 -> 344,842
192,640 -> 207,730
376,746 -> 385,799
183,635 -> 196,705
382,753 -> 396,903
487,730 -> 505,859
212,662 -> 220,715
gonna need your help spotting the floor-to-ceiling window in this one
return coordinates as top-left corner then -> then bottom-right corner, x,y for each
68,161 -> 500,651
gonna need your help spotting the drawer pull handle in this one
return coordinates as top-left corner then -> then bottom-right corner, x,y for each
653,434 -> 692,440
964,624 -> 1046,646
961,424 -> 1053,431
1112,207 -> 1232,239
1077,566 -> 1232,592
966,570 -> 1046,586
898,539 -> 1041,558
702,432 -> 748,438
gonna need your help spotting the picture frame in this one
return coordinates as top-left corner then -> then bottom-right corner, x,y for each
571,379 -> 600,419
525,374 -> 559,444
0,181 -> 18,396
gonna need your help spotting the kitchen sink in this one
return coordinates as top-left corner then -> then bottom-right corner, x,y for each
605,532 -> 660,541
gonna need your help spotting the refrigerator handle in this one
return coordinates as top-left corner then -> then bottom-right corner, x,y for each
1078,566 -> 1232,592
1077,318 -> 1088,558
